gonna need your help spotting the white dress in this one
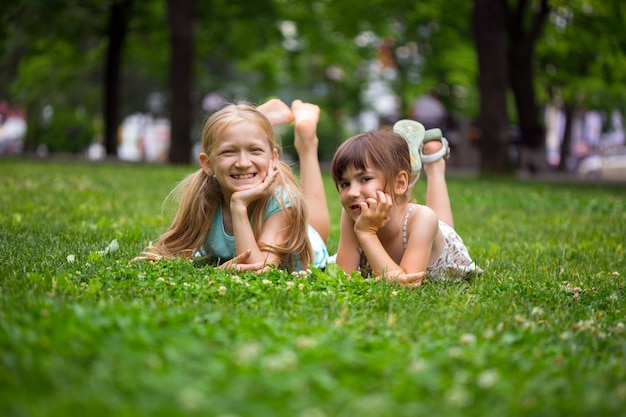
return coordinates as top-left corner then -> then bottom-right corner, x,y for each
356,204 -> 483,281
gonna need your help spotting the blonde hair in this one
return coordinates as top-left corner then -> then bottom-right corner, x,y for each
138,102 -> 313,269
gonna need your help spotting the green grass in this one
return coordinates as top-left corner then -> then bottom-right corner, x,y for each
1,159 -> 625,417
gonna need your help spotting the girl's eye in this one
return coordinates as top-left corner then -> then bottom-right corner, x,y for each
338,181 -> 349,189
360,177 -> 371,183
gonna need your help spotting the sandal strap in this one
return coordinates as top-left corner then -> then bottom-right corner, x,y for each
420,136 -> 450,163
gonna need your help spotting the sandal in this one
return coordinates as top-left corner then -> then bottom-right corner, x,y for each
420,128 -> 450,163
393,119 -> 425,185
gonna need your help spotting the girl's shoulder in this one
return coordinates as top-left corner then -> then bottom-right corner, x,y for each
406,203 -> 438,226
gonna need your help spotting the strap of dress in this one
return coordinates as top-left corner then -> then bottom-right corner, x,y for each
402,204 -> 416,250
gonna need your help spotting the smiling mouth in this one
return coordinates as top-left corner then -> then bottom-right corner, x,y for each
231,173 -> 256,180
349,203 -> 361,211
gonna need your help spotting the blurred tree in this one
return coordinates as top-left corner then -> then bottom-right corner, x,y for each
473,0 -> 515,174
104,0 -> 134,156
2,0 -> 625,172
166,0 -> 195,164
0,0 -> 138,155
1,1 -> 106,152
537,0 -> 626,171
505,0 -> 550,145
504,0 -> 550,173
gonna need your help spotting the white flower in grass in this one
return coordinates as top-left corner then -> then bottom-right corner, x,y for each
262,279 -> 272,286
177,387 -> 203,411
559,331 -> 572,340
286,281 -> 295,290
477,369 -> 499,389
446,385 -> 472,407
295,335 -> 318,349
447,346 -> 463,359
408,358 -> 426,372
218,285 -> 227,296
460,333 -> 476,345
236,342 -> 261,365
298,408 -> 326,417
230,275 -> 243,285
66,254 -> 75,263
262,350 -> 297,372
531,307 -> 544,316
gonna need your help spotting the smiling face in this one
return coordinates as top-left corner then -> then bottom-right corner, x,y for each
331,131 -> 413,220
337,164 -> 388,219
199,119 -> 277,198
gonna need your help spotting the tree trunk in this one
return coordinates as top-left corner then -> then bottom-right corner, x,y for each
167,0 -> 196,164
104,0 -> 133,156
509,45 -> 544,148
558,103 -> 574,172
473,0 -> 514,175
504,0 -> 550,172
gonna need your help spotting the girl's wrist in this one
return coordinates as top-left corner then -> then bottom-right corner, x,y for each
229,200 -> 249,215
354,226 -> 378,237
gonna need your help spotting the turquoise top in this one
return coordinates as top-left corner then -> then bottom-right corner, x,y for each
195,190 -> 327,270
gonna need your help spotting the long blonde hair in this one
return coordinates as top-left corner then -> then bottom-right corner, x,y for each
139,102 -> 313,269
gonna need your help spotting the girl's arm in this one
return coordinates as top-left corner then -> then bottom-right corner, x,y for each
228,163 -> 282,267
229,202 -> 286,267
398,206 -> 439,277
356,231 -> 429,286
336,209 -> 362,273
355,204 -> 436,286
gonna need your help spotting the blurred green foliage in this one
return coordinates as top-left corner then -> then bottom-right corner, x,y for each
1,0 -> 625,154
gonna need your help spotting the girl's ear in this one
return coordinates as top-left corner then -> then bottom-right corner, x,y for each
198,153 -> 213,176
394,170 -> 409,195
272,147 -> 279,163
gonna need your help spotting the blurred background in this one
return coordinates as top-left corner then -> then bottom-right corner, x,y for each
1,0 -> 625,178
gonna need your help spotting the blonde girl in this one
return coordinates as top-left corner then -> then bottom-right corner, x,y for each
330,120 -> 481,286
140,99 -> 329,271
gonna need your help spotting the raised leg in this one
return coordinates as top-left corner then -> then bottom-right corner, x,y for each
422,140 -> 454,228
291,99 -> 329,242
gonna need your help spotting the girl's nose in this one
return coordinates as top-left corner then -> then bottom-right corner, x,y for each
235,152 -> 251,167
347,183 -> 360,197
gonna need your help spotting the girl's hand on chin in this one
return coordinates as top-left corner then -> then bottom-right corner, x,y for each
354,190 -> 392,234
231,160 -> 279,208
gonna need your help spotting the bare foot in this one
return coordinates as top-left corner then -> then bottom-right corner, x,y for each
291,99 -> 320,156
257,98 -> 294,127
422,140 -> 447,177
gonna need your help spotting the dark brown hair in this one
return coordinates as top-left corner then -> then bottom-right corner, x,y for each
331,130 -> 412,200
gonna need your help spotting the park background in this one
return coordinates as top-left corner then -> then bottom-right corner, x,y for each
1,1 -> 626,416
1,0 -> 626,177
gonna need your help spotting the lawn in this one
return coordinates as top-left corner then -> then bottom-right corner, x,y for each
1,159 -> 625,417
